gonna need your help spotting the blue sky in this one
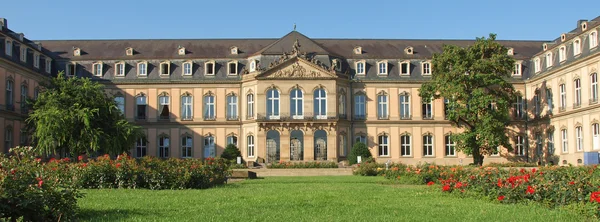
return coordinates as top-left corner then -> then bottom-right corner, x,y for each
1,0 -> 598,40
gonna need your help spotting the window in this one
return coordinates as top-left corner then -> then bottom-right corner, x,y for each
515,135 -> 525,156
559,46 -> 566,62
20,84 -> 28,113
592,73 -> 598,103
378,61 -> 387,75
422,62 -> 431,75
534,58 -> 541,73
205,61 -> 215,75
423,134 -> 434,156
92,62 -> 103,76
400,61 -> 410,75
590,31 -> 598,49
160,62 -> 170,75
115,62 -> 125,77
45,59 -> 52,73
574,39 -> 581,55
593,123 -> 600,150
314,88 -> 327,119
183,62 -> 192,76
181,135 -> 193,158
227,135 -> 238,147
136,95 -> 147,120
377,94 -> 388,119
33,87 -> 39,100
246,94 -> 254,119
204,136 -> 215,158
4,127 -> 13,151
66,63 -> 76,76
247,135 -> 255,157
250,60 -> 256,72
513,63 -> 522,76
228,61 -> 238,75
19,129 -> 28,146
545,52 -> 553,68
204,94 -> 215,120
355,135 -> 367,145
5,79 -> 13,111
548,133 -> 555,155
137,62 -> 147,76
444,98 -> 451,119
576,126 -> 583,151
400,93 -> 411,119
181,94 -> 193,120
356,61 -> 365,75
159,94 -> 170,120
290,88 -> 303,119
20,47 -> 26,62
422,98 -> 433,119
561,129 -> 568,153
33,53 -> 40,68
559,84 -> 567,110
158,135 -> 170,158
135,138 -> 147,158
5,39 -> 12,56
378,135 -> 389,156
114,95 -> 125,114
546,89 -> 553,114
339,94 -> 346,118
266,89 -> 280,120
574,79 -> 581,107
401,135 -> 411,156
227,94 -> 238,120
445,135 -> 456,156
354,93 -> 366,120
534,92 -> 540,116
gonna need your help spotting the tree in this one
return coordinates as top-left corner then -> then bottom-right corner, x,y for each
26,72 -> 144,156
221,144 -> 242,161
348,142 -> 372,165
418,34 -> 517,166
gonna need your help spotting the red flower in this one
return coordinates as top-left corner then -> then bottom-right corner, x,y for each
526,186 -> 535,195
531,168 -> 537,173
569,181 -> 575,185
62,157 -> 70,162
10,169 -> 16,175
35,158 -> 42,163
116,163 -> 122,168
590,191 -> 600,203
78,155 -> 84,161
455,182 -> 463,189
520,168 -> 525,174
498,195 -> 505,201
49,158 -> 56,163
427,181 -> 435,186
442,185 -> 451,192
497,179 -> 503,188
37,180 -> 43,188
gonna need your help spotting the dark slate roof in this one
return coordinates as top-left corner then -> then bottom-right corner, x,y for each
254,31 -> 334,56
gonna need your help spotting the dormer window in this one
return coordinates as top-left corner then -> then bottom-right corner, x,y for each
543,43 -> 548,51
355,60 -> 365,75
228,61 -> 238,75
182,61 -> 193,76
545,52 -> 553,68
573,38 -> 581,55
160,61 -> 170,75
400,61 -> 410,75
205,61 -> 215,75
590,31 -> 598,49
559,46 -> 566,62
249,60 -> 257,72
20,47 -> 27,62
404,47 -> 413,55
45,59 -> 51,74
354,46 -> 362,55
178,47 -> 185,56
581,21 -> 588,31
137,61 -> 147,76
33,53 -> 40,68
534,58 -> 541,73
115,61 -> 125,77
230,46 -> 238,55
126,47 -> 134,56
73,47 -> 81,56
4,39 -> 12,56
512,62 -> 522,76
92,62 -> 103,76
561,33 -> 567,42
66,63 -> 76,76
332,59 -> 341,72
422,61 -> 431,75
377,60 -> 388,75
507,48 -> 514,55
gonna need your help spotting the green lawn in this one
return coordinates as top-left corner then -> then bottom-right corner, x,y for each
78,176 -> 586,222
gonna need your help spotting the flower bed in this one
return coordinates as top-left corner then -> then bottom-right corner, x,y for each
268,161 -> 338,169
376,163 -> 600,218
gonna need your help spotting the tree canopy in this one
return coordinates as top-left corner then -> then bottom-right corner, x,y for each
419,34 -> 518,165
27,72 -> 144,156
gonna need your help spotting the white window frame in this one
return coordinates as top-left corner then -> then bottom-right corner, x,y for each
159,136 -> 170,158
183,61 -> 193,76
5,39 -> 12,56
181,95 -> 193,120
534,58 -> 541,73
45,59 -> 52,74
290,88 -> 304,119
33,53 -> 40,68
575,79 -> 581,106
135,138 -> 147,158
354,93 -> 366,119
204,94 -> 215,120
546,89 -> 553,114
137,61 -> 147,76
377,61 -> 388,75
160,61 -> 170,76
158,95 -> 170,120
247,135 -> 255,157
115,62 -> 125,77
593,123 -> 600,150
378,135 -> 389,157
445,135 -> 456,156
559,46 -> 566,62
114,95 -> 125,114
314,88 -> 327,119
205,61 -> 215,75
181,135 -> 193,158
560,84 -> 567,109
561,129 -> 568,153
228,61 -> 238,75
576,126 -> 583,151
20,47 -> 27,62
66,63 -> 76,76
401,135 -> 411,156
249,60 -> 256,72
513,62 -> 522,76
266,89 -> 280,120
227,135 -> 237,147
574,38 -> 581,56
377,94 -> 388,119
590,31 -> 598,49
400,61 -> 410,75
227,94 -> 238,120
204,136 -> 216,158
422,98 -> 433,119
592,73 -> 598,103
355,135 -> 367,144
422,62 -> 431,75
136,95 -> 147,120
246,93 -> 254,119
400,93 -> 411,119
516,135 -> 525,156
545,52 -> 553,68
423,134 -> 434,156
92,62 -> 103,76
355,61 -> 365,75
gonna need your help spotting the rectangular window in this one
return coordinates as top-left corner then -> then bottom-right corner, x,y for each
401,135 -> 411,156
159,136 -> 170,158
422,63 -> 431,75
515,135 -> 525,156
445,135 -> 455,156
378,62 -> 387,75
339,94 -> 346,118
354,94 -> 366,120
33,53 -> 40,68
138,63 -> 147,76
423,135 -> 433,156
400,62 -> 410,75
114,96 -> 125,114
160,63 -> 170,75
93,63 -> 103,76
355,135 -> 367,145
592,73 -> 599,103
136,96 -> 147,120
576,127 -> 583,151
6,80 -> 13,111
444,98 -> 451,119
590,32 -> 598,49
183,62 -> 192,75
534,58 -> 541,73
20,85 -> 28,113
593,124 -> 600,150
159,96 -> 170,120
356,62 -> 365,75
513,63 -> 521,76
5,40 -> 12,56
422,98 -> 433,119
562,129 -> 568,153
135,138 -> 147,158
574,79 -> 581,107
247,94 -> 254,119
204,95 -> 215,120
545,53 -> 553,68
400,94 -> 411,119
559,84 -> 567,110
116,63 -> 125,76
548,133 -> 555,155
181,136 -> 193,158
227,95 -> 238,120
339,135 -> 347,157
377,95 -> 388,119
228,62 -> 237,75
378,135 -> 389,156
4,127 -> 12,151
45,59 -> 52,73
534,93 -> 540,116
247,135 -> 255,157
574,40 -> 581,56
181,95 -> 193,120
227,135 -> 237,146
67,63 -> 76,76
20,47 -> 26,62
206,62 -> 215,75
559,47 -> 566,62
204,136 -> 216,158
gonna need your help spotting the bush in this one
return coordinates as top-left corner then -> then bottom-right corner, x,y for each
352,158 -> 384,176
221,144 -> 242,161
268,161 -> 338,169
348,142 -> 372,165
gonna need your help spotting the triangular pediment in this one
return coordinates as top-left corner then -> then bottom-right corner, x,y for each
256,57 -> 337,80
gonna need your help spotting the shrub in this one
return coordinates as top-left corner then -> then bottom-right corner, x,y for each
268,161 -> 338,169
221,144 -> 242,161
352,158 -> 383,176
348,142 -> 372,165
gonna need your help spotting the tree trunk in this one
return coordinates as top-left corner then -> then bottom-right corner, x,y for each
472,148 -> 484,166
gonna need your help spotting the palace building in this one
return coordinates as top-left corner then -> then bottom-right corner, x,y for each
1,16 -> 599,166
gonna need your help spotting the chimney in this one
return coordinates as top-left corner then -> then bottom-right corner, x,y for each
577,19 -> 587,28
0,18 -> 6,30
17,33 -> 24,41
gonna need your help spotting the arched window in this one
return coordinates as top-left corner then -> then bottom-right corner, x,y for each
593,123 -> 600,150
181,93 -> 193,120
158,93 -> 170,120
266,88 -> 280,119
377,93 -> 388,120
158,135 -> 170,158
204,93 -> 215,120
114,94 -> 125,114
354,92 -> 366,120
290,88 -> 303,119
314,88 -> 327,119
181,135 -> 193,158
590,31 -> 598,49
422,97 -> 433,120
576,126 -> 583,151
573,39 -> 581,55
591,73 -> 598,103
423,134 -> 434,156
135,138 -> 147,158
227,135 -> 238,147
247,135 -> 255,157
6,79 -> 14,111
136,94 -> 147,120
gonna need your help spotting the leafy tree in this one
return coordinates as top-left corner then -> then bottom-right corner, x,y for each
419,34 -> 517,166
27,72 -> 144,156
348,142 -> 372,165
221,144 -> 242,161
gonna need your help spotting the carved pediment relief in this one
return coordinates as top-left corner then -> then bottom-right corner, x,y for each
257,58 -> 337,80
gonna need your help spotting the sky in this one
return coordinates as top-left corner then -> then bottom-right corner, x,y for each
1,0 -> 599,41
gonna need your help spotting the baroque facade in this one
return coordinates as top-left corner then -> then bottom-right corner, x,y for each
1,16 -> 599,165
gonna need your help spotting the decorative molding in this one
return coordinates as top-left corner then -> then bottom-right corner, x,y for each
400,131 -> 411,136
181,91 -> 192,97
204,90 -> 214,96
135,92 -> 146,97
158,91 -> 169,97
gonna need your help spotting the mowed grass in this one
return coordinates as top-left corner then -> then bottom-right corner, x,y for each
78,176 -> 586,222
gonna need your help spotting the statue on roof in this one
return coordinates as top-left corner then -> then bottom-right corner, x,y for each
292,39 -> 301,56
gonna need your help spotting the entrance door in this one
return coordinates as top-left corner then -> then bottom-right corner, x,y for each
315,138 -> 327,160
267,139 -> 279,163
